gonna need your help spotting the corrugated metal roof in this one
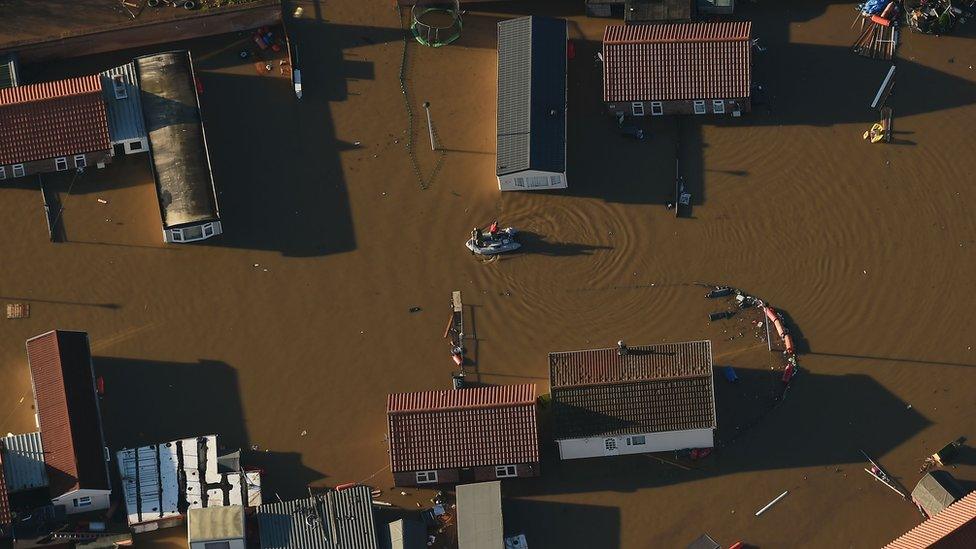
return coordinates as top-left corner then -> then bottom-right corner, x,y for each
134,51 -> 219,228
26,330 -> 110,496
885,490 -> 976,548
256,488 -> 378,549
496,16 -> 567,176
188,505 -> 245,542
549,341 -> 716,439
257,497 -> 330,549
456,482 -> 503,549
549,340 -> 713,388
387,385 -> 539,473
0,432 -> 49,493
0,449 -> 10,526
0,53 -> 19,89
0,75 -> 111,165
624,0 -> 693,22
602,21 -> 752,102
327,486 -> 378,549
100,63 -> 146,144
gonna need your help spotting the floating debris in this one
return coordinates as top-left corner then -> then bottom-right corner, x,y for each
6,303 -> 29,319
755,490 -> 789,516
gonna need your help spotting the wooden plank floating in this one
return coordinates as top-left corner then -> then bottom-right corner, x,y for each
755,491 -> 789,516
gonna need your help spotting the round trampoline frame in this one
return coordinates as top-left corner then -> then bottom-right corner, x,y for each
410,1 -> 462,47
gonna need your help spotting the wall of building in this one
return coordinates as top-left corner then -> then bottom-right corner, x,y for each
556,428 -> 714,460
394,462 -> 540,487
498,169 -> 567,192
11,1 -> 282,64
607,98 -> 751,117
52,488 -> 112,514
0,150 -> 112,180
132,515 -> 185,534
164,221 -> 223,244
190,539 -> 245,549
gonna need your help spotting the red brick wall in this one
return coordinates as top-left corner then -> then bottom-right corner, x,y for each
0,149 -> 112,180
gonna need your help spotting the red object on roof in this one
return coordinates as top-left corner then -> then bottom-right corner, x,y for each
885,491 -> 976,548
387,384 -> 539,472
26,330 -> 110,498
602,22 -> 752,103
0,75 -> 111,165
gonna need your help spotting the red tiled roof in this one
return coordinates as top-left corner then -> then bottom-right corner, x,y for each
26,330 -> 109,497
885,491 -> 976,549
0,75 -> 111,165
387,385 -> 539,472
602,21 -> 752,102
0,447 -> 10,526
549,341 -> 716,439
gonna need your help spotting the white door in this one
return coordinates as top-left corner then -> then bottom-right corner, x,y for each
603,437 -> 619,456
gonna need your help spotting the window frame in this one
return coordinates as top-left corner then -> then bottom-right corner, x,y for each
693,100 -> 707,115
12,164 -> 25,178
495,465 -> 518,478
650,101 -> 663,116
74,496 -> 93,508
628,435 -> 647,446
631,102 -> 645,116
712,100 -> 726,114
170,230 -> 183,242
55,157 -> 68,171
415,470 -> 438,484
0,166 -> 5,180
74,154 -> 87,168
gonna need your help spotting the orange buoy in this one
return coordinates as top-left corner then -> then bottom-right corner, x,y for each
784,334 -> 795,354
871,15 -> 891,26
729,543 -> 744,549
773,318 -> 787,338
335,482 -> 357,491
763,307 -> 778,323
452,353 -> 463,366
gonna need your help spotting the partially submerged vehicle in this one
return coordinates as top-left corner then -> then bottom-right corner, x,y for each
466,222 -> 521,255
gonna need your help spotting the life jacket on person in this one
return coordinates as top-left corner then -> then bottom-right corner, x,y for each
488,221 -> 499,235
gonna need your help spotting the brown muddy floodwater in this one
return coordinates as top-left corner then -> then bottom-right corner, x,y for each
1,1 -> 974,547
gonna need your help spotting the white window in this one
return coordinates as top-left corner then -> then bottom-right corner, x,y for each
527,175 -> 549,188
693,101 -> 707,115
170,230 -> 183,242
73,496 -> 92,508
548,175 -> 561,186
127,140 -> 143,152
513,177 -> 525,188
112,75 -> 127,99
12,164 -> 25,178
631,102 -> 645,116
0,166 -> 5,180
55,157 -> 68,171
74,155 -> 87,168
650,102 -> 663,116
605,438 -> 617,452
712,100 -> 726,114
415,470 -> 438,484
495,465 -> 517,478
203,223 -> 214,238
628,435 -> 647,446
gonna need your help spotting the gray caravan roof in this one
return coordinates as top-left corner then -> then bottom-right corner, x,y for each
135,50 -> 219,228
100,62 -> 147,144
496,16 -> 567,176
256,487 -> 378,549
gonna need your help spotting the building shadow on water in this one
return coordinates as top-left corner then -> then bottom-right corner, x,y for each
94,356 -> 326,497
509,368 -> 930,498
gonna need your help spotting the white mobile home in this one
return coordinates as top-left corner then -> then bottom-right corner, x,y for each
496,17 -> 568,191
549,340 -> 716,460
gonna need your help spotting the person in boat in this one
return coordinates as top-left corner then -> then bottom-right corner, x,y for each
488,221 -> 499,236
471,228 -> 483,247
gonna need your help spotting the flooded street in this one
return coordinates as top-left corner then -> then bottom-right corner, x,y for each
1,1 -> 974,547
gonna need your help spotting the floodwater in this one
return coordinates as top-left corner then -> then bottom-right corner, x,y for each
1,0 -> 975,547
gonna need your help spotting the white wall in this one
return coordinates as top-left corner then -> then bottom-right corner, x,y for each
556,429 -> 714,460
190,538 -> 245,549
53,488 -> 112,514
497,169 -> 567,191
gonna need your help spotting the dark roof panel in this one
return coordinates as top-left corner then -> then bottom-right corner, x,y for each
624,0 -> 694,22
387,385 -> 539,472
603,21 -> 752,102
135,51 -> 219,228
26,330 -> 109,496
496,16 -> 566,176
0,75 -> 111,165
549,341 -> 716,439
